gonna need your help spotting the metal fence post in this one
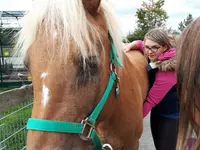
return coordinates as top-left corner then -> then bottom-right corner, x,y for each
0,46 -> 3,83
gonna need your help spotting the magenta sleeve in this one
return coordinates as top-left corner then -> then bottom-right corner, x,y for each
142,71 -> 176,117
136,40 -> 144,52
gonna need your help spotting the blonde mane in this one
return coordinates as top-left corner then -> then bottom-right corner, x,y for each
15,0 -> 123,64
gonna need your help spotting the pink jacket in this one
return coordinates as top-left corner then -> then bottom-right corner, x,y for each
137,40 -> 177,117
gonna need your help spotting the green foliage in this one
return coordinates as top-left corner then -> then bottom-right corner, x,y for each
127,0 -> 168,41
178,22 -> 185,32
178,14 -> 194,32
0,98 -> 33,150
0,87 -> 16,92
167,27 -> 180,35
125,31 -> 142,42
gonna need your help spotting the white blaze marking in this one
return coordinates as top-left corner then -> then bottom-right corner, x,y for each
42,84 -> 50,107
41,72 -> 48,79
53,31 -> 58,39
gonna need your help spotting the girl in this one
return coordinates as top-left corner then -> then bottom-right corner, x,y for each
125,28 -> 179,150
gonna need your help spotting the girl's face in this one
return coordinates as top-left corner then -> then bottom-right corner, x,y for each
144,39 -> 167,62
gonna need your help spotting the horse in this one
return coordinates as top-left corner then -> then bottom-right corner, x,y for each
176,17 -> 200,150
16,0 -> 148,149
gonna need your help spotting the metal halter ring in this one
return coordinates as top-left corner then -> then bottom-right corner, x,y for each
79,118 -> 95,141
110,63 -> 117,73
102,144 -> 113,150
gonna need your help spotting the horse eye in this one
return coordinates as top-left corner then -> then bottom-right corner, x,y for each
87,56 -> 99,75
74,56 -> 99,84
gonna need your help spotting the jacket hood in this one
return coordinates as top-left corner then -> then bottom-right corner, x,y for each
147,48 -> 176,72
157,48 -> 176,72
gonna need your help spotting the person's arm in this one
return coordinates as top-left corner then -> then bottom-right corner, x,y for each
124,40 -> 144,53
143,71 -> 176,117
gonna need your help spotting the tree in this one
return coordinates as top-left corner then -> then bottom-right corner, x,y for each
178,14 -> 194,32
167,27 -> 180,35
127,0 -> 168,41
125,31 -> 140,42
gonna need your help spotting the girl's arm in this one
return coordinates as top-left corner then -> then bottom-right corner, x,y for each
124,40 -> 144,53
143,71 -> 176,117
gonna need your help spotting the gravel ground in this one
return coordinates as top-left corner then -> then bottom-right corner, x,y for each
139,114 -> 156,150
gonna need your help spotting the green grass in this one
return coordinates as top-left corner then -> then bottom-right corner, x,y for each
0,87 -> 33,150
0,87 -> 17,92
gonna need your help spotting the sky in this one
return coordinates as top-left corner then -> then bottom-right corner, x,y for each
112,0 -> 200,34
0,0 -> 200,35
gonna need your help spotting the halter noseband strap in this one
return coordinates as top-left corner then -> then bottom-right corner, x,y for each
27,36 -> 123,150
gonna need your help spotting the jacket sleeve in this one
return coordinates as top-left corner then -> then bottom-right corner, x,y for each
137,40 -> 144,52
127,40 -> 144,53
143,71 -> 176,118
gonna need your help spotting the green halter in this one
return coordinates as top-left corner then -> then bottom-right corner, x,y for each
27,36 -> 123,150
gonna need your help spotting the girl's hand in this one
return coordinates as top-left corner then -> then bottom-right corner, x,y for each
123,43 -> 131,52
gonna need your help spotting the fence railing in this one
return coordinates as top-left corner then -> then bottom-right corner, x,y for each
0,84 -> 33,112
0,85 -> 33,150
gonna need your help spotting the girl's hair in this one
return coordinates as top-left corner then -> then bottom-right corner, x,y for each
168,34 -> 179,48
176,16 -> 200,150
144,28 -> 173,50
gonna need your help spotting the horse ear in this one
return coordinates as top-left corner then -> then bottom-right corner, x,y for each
82,0 -> 101,15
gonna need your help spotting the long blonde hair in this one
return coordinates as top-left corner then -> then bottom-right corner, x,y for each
15,0 -> 123,65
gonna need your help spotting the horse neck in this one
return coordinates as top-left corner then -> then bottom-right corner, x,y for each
96,51 -> 148,144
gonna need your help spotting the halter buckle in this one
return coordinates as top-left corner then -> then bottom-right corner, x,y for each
79,118 -> 95,141
110,63 -> 117,74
